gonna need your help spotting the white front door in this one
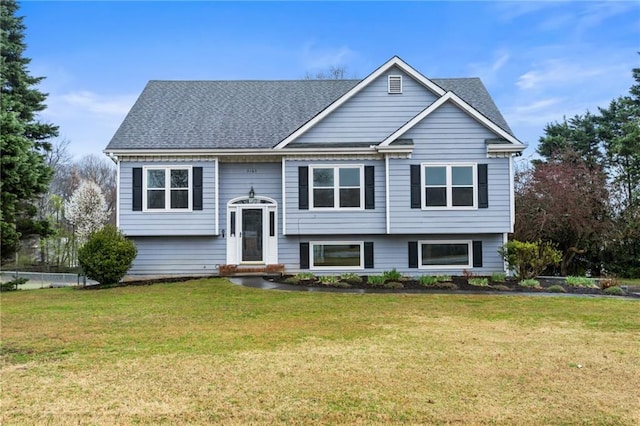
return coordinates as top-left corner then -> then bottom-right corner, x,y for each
226,197 -> 277,265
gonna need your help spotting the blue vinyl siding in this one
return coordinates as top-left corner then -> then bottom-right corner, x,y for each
119,161 -> 217,236
294,67 -> 438,145
218,161 -> 284,250
128,236 -> 223,275
278,233 -> 505,276
388,101 -> 512,234
284,159 -> 386,235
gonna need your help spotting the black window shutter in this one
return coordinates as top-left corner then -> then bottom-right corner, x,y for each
478,164 -> 488,209
410,165 -> 421,208
408,241 -> 418,268
132,167 -> 142,211
193,167 -> 203,210
300,242 -> 309,269
299,166 -> 309,210
364,166 -> 375,209
364,242 -> 374,268
473,241 -> 483,267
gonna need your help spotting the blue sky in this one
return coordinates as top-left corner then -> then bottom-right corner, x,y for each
19,1 -> 640,161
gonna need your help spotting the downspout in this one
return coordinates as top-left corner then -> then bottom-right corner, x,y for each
509,155 -> 515,233
282,157 -> 287,236
108,153 -> 120,229
215,158 -> 219,235
385,154 -> 390,234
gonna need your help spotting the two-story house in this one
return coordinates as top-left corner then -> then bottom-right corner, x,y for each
104,56 -> 525,277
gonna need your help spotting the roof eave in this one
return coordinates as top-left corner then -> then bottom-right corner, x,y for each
103,146 -> 380,158
486,143 -> 526,154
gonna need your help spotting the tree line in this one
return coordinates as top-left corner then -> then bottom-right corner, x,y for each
514,56 -> 639,277
1,0 -> 114,270
1,0 -> 638,277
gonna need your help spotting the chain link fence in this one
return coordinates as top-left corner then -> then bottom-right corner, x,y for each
0,271 -> 97,289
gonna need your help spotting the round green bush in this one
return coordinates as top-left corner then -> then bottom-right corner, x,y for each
603,286 -> 624,296
78,225 -> 137,285
547,284 -> 566,293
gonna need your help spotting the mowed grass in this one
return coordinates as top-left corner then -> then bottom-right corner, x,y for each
1,279 -> 639,425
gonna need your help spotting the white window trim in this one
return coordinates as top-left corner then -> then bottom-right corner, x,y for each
388,75 -> 403,94
421,163 -> 477,210
310,241 -> 364,270
419,240 -> 472,270
142,165 -> 193,212
309,165 -> 365,211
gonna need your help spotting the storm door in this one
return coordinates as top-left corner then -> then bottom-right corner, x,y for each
241,208 -> 263,262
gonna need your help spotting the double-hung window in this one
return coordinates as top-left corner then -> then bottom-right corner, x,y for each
423,164 -> 476,209
310,165 -> 363,210
143,166 -> 192,211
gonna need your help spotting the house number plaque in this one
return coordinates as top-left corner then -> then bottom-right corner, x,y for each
246,168 -> 258,174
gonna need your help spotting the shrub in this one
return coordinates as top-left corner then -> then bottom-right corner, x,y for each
435,282 -> 458,290
340,272 -> 362,285
366,275 -> 386,286
319,275 -> 339,285
0,277 -> 28,292
499,240 -> 562,280
547,284 -> 566,293
419,275 -> 438,286
295,272 -> 316,281
77,225 -> 137,285
519,279 -> 540,288
284,276 -> 300,285
383,268 -> 403,281
599,277 -> 620,290
436,275 -> 452,282
565,276 -> 596,288
384,281 -> 404,289
468,277 -> 489,286
490,272 -> 506,283
603,286 -> 625,296
490,284 -> 511,291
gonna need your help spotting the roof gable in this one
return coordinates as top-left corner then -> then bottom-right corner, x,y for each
273,56 -> 447,149
379,91 -> 524,147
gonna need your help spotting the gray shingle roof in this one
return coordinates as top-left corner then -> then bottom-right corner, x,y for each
106,77 -> 512,151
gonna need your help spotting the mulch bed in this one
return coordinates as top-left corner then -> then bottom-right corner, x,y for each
270,275 -> 639,297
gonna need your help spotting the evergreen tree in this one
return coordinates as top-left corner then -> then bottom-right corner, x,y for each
1,0 -> 58,259
537,112 -> 603,169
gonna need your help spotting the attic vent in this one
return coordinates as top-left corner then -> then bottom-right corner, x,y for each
388,75 -> 402,94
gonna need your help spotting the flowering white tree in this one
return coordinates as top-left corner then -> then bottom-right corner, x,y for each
65,180 -> 109,242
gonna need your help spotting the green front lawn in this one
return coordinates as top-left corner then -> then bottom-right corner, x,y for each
2,279 -> 639,424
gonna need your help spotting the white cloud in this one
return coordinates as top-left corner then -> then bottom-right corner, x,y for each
38,90 -> 138,159
467,49 -> 510,85
48,91 -> 137,119
577,1 -> 637,30
516,60 -> 624,90
300,44 -> 355,71
492,51 -> 510,72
